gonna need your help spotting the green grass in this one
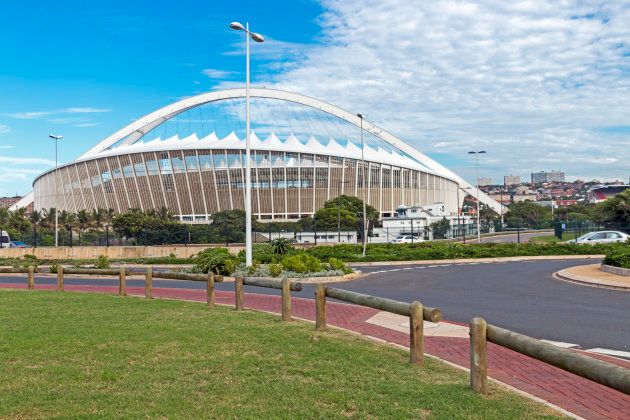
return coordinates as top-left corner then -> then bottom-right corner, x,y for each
529,232 -> 581,243
0,291 -> 559,418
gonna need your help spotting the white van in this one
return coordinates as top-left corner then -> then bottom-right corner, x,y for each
0,230 -> 10,248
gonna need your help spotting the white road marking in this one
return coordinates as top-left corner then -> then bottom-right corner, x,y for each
586,348 -> 630,359
540,339 -> 580,348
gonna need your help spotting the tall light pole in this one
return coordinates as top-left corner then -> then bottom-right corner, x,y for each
230,21 -> 264,267
468,150 -> 486,243
358,114 -> 368,257
49,134 -> 63,247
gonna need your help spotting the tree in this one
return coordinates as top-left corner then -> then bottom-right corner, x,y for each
430,217 -> 451,239
479,203 -> 500,232
504,201 -> 552,227
9,208 -> 30,241
112,210 -> 148,240
76,210 -> 92,245
595,189 -> 630,224
313,207 -> 357,230
322,195 -> 379,226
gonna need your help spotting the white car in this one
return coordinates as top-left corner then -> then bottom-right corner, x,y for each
390,235 -> 424,244
567,231 -> 629,244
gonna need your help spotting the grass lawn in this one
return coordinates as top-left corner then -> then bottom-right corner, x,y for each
530,232 -> 581,243
0,291 -> 559,418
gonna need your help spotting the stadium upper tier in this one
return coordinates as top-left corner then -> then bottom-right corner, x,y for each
27,88 -> 502,220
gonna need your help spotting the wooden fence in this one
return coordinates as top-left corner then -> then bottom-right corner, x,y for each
470,317 -> 630,395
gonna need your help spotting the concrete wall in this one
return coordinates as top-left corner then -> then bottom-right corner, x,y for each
0,245 -> 244,260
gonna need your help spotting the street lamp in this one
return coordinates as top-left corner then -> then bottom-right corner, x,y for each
468,150 -> 486,243
357,114 -> 368,257
49,134 -> 63,247
230,21 -> 264,267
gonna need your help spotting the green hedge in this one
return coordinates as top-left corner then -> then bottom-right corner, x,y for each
305,242 -> 628,262
603,250 -> 630,269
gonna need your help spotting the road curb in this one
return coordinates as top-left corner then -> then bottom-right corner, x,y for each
348,255 -> 604,267
553,269 -> 630,291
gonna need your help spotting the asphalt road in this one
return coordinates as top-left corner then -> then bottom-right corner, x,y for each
477,231 -> 551,243
1,258 -> 628,353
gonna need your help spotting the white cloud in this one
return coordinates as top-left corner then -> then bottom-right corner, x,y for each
201,68 -> 236,79
0,124 -> 9,133
0,145 -> 15,149
0,156 -> 54,165
271,0 -> 630,182
4,107 -> 111,120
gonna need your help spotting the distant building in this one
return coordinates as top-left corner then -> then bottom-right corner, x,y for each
531,171 -> 565,183
477,177 -> 493,186
0,196 -> 21,209
513,194 -> 538,203
504,175 -> 521,186
487,193 -> 510,204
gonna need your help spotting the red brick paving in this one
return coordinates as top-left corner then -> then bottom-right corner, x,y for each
2,283 -> 629,419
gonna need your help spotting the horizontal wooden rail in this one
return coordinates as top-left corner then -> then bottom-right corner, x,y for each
63,268 -> 129,276
325,287 -> 442,322
151,271 -> 223,282
486,323 -> 630,395
0,267 -> 30,273
243,277 -> 302,291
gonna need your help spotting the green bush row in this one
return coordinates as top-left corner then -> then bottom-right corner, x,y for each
603,250 -> 630,269
304,241 -> 628,262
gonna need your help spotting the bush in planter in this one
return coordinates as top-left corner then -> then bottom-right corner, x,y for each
270,237 -> 294,256
269,263 -> 283,278
194,247 -> 238,275
281,253 -> 322,274
328,257 -> 352,275
603,250 -> 630,269
95,255 -> 111,269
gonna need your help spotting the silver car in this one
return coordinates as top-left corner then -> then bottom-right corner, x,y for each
567,231 -> 629,244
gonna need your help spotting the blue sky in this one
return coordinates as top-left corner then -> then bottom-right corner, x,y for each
1,0 -> 629,196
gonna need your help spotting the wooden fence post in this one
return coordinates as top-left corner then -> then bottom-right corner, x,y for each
118,266 -> 126,296
315,283 -> 326,331
470,317 -> 488,394
27,266 -> 34,290
145,267 -> 153,299
57,266 -> 64,291
281,278 -> 291,321
235,276 -> 243,310
410,301 -> 424,365
207,273 -> 215,307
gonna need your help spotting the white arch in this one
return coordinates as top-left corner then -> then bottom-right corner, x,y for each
78,88 -> 501,213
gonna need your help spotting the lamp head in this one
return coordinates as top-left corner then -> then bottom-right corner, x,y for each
229,21 -> 245,31
49,134 -> 63,140
357,113 -> 364,119
250,32 -> 264,42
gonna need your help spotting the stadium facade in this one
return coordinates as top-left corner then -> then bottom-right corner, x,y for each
28,88 -> 501,221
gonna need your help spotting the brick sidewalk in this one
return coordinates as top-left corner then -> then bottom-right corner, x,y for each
2,283 -> 629,419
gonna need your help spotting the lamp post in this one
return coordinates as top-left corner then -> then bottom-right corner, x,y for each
230,21 -> 264,267
357,114 -> 368,257
468,151 -> 486,243
49,134 -> 63,247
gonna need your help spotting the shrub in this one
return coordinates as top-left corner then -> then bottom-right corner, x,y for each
281,253 -> 322,274
329,257 -> 352,275
269,263 -> 283,277
270,238 -> 294,255
247,260 -> 261,275
237,244 -> 278,264
194,247 -> 238,275
603,249 -> 630,269
95,255 -> 111,269
50,263 -> 59,274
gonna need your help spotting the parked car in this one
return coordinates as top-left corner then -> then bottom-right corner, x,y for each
0,230 -> 10,248
10,241 -> 31,248
567,231 -> 629,244
390,235 -> 424,244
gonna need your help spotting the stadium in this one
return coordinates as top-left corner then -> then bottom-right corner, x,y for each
27,88 -> 500,221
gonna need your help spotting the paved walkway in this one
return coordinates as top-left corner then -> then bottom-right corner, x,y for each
2,283 -> 629,419
557,264 -> 630,291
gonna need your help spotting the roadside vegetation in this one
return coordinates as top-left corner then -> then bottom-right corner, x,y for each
0,291 -> 557,418
603,248 -> 630,269
192,239 -> 352,278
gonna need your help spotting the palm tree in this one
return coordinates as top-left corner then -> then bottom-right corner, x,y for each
0,208 -> 9,228
9,208 -> 30,242
76,210 -> 92,245
59,211 -> 77,246
29,210 -> 42,247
